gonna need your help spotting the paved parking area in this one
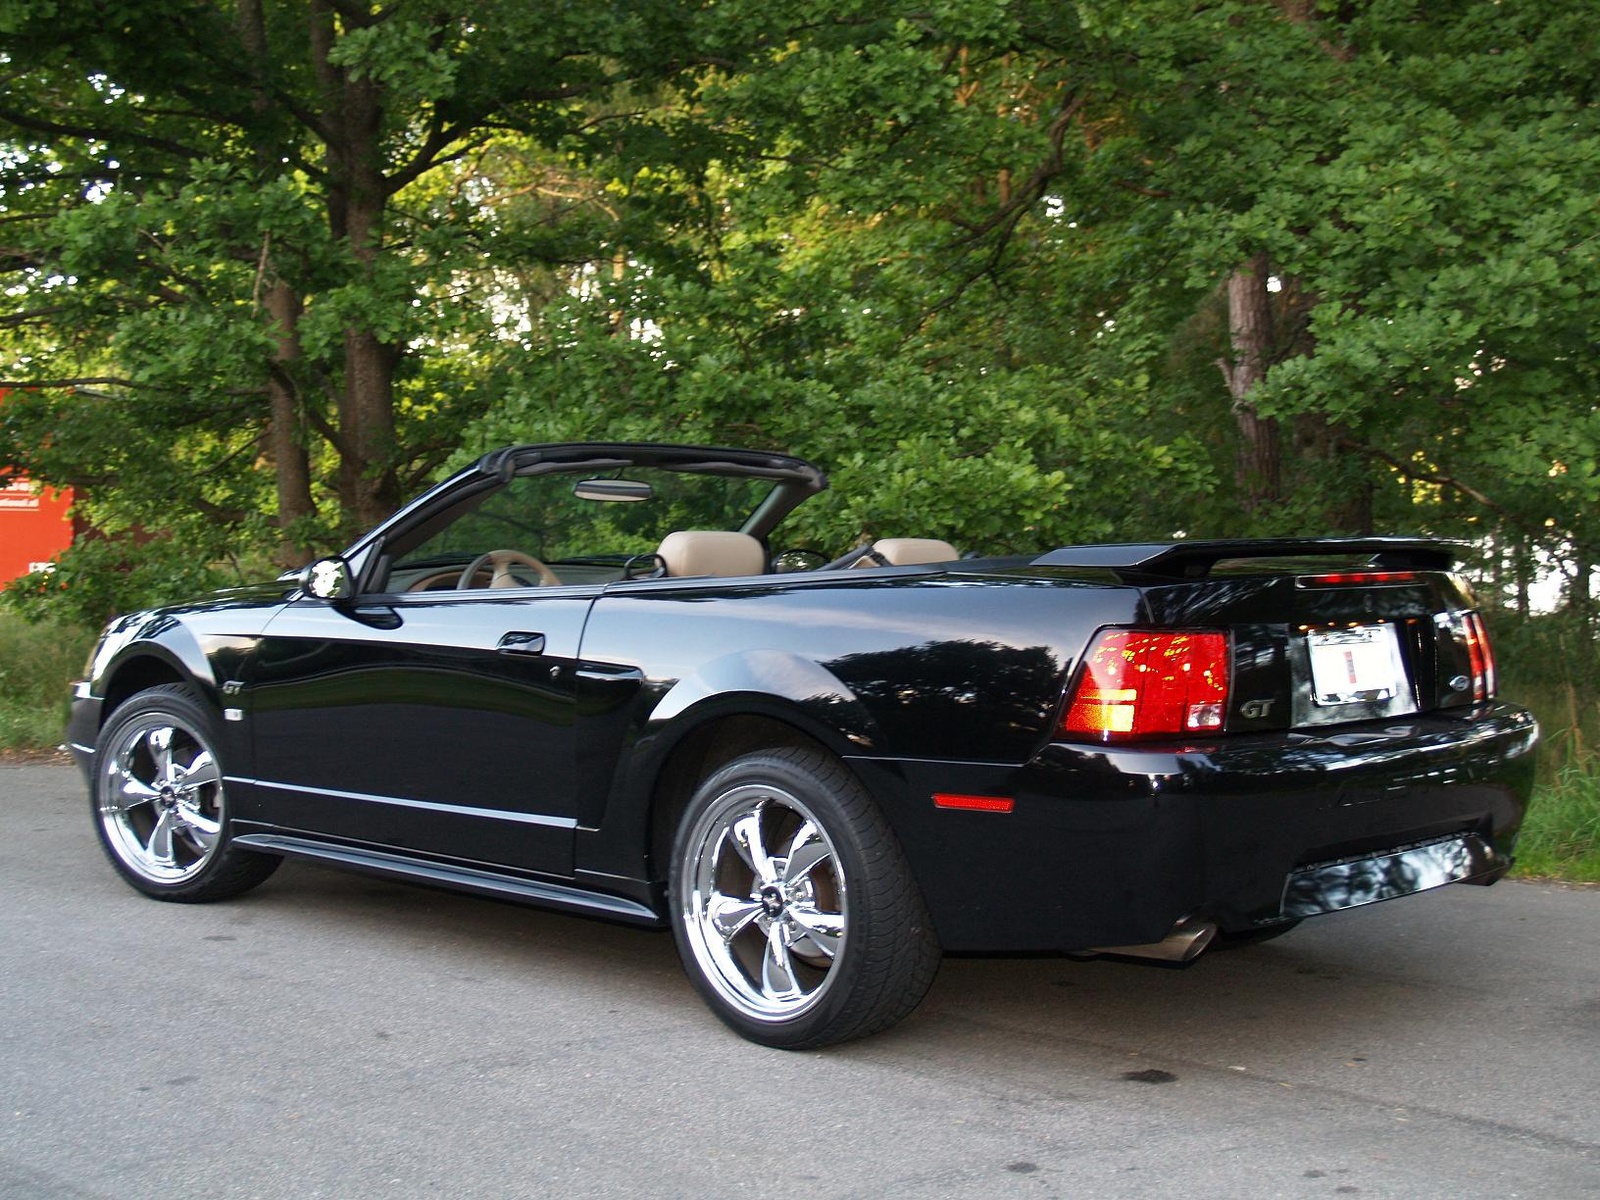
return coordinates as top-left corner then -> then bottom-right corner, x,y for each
3,763 -> 1597,1198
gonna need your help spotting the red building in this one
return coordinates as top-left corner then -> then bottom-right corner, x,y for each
0,390 -> 76,582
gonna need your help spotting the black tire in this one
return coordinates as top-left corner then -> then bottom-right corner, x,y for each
91,684 -> 280,902
668,747 -> 941,1049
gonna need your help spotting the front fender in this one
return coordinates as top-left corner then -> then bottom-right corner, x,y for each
68,614 -> 222,781
97,614 -> 222,706
70,605 -> 276,783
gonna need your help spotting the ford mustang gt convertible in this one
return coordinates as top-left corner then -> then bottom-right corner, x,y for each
67,442 -> 1538,1048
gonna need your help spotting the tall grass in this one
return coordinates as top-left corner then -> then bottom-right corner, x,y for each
1511,759 -> 1600,881
0,612 -> 96,755
1489,610 -> 1600,880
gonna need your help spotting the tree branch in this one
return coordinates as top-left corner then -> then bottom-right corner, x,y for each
0,377 -> 146,390
386,114 -> 484,194
1340,439 -> 1503,515
945,90 -> 1086,247
1340,438 -> 1598,555
0,308 -> 69,328
0,106 -> 201,161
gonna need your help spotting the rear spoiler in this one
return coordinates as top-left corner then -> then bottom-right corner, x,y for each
1031,538 -> 1457,582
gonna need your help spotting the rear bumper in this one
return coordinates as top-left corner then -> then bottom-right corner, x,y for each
852,703 -> 1538,952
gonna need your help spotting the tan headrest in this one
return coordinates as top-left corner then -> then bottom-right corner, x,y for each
656,531 -> 765,578
856,537 -> 960,567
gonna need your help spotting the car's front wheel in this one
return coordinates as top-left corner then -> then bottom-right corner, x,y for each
669,747 -> 940,1049
92,684 -> 279,902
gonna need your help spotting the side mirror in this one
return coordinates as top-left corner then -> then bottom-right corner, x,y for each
304,556 -> 354,601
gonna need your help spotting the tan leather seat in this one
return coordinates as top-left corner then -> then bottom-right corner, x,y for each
656,531 -> 765,578
853,538 -> 960,567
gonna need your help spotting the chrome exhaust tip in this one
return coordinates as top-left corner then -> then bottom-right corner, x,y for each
1089,919 -> 1217,963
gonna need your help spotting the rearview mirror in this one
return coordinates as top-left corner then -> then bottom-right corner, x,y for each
304,556 -> 354,601
574,478 -> 653,502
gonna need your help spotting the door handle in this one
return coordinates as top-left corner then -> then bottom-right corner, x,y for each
497,631 -> 547,656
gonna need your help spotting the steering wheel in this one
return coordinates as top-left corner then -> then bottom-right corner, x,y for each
455,549 -> 562,589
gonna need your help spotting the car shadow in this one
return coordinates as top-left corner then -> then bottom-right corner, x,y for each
235,858 -> 1490,1074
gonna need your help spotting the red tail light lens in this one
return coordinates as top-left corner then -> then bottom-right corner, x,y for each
1296,571 -> 1419,588
1062,629 -> 1231,742
1463,612 -> 1496,701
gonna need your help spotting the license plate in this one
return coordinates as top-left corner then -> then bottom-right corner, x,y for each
1308,624 -> 1406,706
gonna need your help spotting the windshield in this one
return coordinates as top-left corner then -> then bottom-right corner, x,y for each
384,466 -> 778,591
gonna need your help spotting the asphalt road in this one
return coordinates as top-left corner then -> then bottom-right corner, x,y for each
3,763 -> 1597,1200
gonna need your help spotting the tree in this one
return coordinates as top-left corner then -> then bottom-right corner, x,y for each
5,0 -> 1598,624
689,0 -> 1600,577
0,0 -> 713,568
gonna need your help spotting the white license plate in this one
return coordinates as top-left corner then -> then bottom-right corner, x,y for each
1308,625 -> 1407,706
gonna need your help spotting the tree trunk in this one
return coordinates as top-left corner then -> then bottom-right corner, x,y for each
1513,536 -> 1532,616
242,0 -> 315,565
313,0 -> 400,533
340,318 -> 400,531
1220,252 -> 1282,513
263,280 -> 316,567
1569,543 -> 1592,632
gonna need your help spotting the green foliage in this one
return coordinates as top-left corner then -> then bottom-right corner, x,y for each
4,0 -> 1600,595
462,266 -> 1213,555
0,0 -> 730,559
1492,610 -> 1600,778
1517,758 -> 1600,883
1091,0 -> 1600,549
1485,609 -> 1600,881
3,0 -> 1599,871
1,535 -> 267,629
0,612 -> 94,755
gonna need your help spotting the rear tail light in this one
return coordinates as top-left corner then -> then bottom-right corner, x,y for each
1463,612 -> 1496,701
1062,629 -> 1230,742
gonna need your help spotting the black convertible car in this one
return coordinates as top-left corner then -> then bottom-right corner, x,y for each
68,443 -> 1538,1048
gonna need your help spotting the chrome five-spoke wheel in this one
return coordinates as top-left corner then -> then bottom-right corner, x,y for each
679,782 -> 848,1023
100,713 -> 224,883
92,685 -> 279,902
670,748 -> 940,1049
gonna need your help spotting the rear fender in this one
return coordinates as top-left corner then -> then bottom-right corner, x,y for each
573,650 -> 881,896
648,649 -> 878,750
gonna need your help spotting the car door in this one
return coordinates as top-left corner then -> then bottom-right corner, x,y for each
242,467 -> 613,877
244,586 -> 591,877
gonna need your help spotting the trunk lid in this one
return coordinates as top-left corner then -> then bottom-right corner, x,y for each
1042,540 -> 1496,737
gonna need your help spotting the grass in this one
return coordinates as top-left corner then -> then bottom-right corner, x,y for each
0,612 -> 95,756
1493,637 -> 1600,881
0,604 -> 1596,879
1490,610 -> 1600,881
1513,760 -> 1600,882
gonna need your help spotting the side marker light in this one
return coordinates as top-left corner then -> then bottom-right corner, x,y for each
932,793 -> 1016,814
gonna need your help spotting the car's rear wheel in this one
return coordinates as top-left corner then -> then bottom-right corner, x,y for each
93,684 -> 279,902
669,747 -> 940,1049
